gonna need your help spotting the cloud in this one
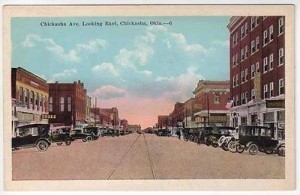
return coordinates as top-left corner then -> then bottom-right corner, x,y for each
89,85 -> 126,100
114,31 -> 155,69
139,70 -> 152,77
48,68 -> 77,82
22,34 -> 107,63
92,62 -> 119,77
212,40 -> 230,47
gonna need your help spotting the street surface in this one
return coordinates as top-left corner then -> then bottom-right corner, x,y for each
12,133 -> 285,180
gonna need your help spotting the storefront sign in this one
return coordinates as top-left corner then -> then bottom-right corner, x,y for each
17,112 -> 34,122
254,73 -> 261,101
266,100 -> 285,108
41,114 -> 56,119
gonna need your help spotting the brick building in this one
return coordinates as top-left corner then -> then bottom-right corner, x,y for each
11,67 -> 49,131
193,80 -> 230,127
48,80 -> 87,127
100,107 -> 119,127
120,119 -> 129,133
227,16 -> 285,140
157,115 -> 171,128
169,102 -> 184,127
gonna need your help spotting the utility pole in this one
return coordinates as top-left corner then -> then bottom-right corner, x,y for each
207,94 -> 210,126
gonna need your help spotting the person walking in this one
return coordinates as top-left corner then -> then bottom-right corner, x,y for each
176,129 -> 181,140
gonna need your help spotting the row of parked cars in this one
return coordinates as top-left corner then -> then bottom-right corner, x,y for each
12,123 -> 128,152
157,125 -> 285,157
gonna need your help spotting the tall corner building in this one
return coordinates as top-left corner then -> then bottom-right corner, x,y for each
227,16 -> 285,140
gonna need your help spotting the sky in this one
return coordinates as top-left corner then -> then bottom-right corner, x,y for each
11,16 -> 230,128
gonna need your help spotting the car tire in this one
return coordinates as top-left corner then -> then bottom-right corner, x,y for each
65,138 -> 72,146
264,147 -> 274,154
228,141 -> 237,153
86,136 -> 93,142
57,142 -> 63,146
82,139 -> 87,142
248,144 -> 259,155
277,145 -> 285,157
36,140 -> 49,152
236,144 -> 245,153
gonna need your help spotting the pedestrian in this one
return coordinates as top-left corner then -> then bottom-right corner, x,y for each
176,129 -> 181,140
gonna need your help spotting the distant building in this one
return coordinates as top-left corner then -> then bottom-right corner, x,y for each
11,67 -> 49,129
227,16 -> 285,140
120,119 -> 129,133
85,96 -> 92,124
182,98 -> 202,128
48,80 -> 87,127
128,124 -> 141,133
169,102 -> 184,127
100,107 -> 119,127
193,80 -> 230,127
157,115 -> 170,128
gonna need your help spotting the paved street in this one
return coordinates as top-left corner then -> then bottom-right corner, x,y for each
12,133 -> 285,180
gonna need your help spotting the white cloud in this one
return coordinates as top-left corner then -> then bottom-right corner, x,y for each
89,85 -> 126,99
22,34 -> 107,63
92,62 -> 119,77
212,40 -> 230,47
48,68 -> 77,82
139,70 -> 153,76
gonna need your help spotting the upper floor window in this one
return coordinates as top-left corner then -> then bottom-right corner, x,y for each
263,29 -> 268,46
251,64 -> 255,78
214,95 -> 220,104
269,53 -> 274,70
279,78 -> 285,95
263,57 -> 268,73
245,45 -> 248,58
60,97 -> 65,112
49,96 -> 53,112
270,82 -> 274,97
241,70 -> 245,83
279,48 -> 284,66
251,17 -> 255,30
269,25 -> 274,42
255,36 -> 260,50
264,84 -> 268,99
256,62 -> 260,72
67,97 -> 72,112
278,17 -> 284,35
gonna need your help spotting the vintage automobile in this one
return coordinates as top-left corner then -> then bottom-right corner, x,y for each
234,125 -> 279,155
51,126 -> 72,146
12,124 -> 52,152
276,141 -> 285,157
83,126 -> 101,140
215,127 -> 236,150
156,129 -> 171,137
195,127 -> 214,145
70,129 -> 93,142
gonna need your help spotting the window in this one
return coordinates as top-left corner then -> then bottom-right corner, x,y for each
251,40 -> 255,53
256,62 -> 260,72
232,55 -> 235,66
236,95 -> 239,106
19,87 -> 23,103
67,97 -> 72,112
60,97 -> 64,112
251,89 -> 255,100
235,32 -> 239,44
279,78 -> 285,95
245,68 -> 248,82
245,91 -> 249,103
233,96 -> 236,106
241,93 -> 245,104
36,93 -> 39,110
25,89 -> 29,107
263,29 -> 268,46
263,57 -> 268,73
264,84 -> 268,99
30,91 -> 34,109
236,74 -> 239,86
214,95 -> 220,104
255,16 -> 259,26
279,48 -> 284,66
241,48 -> 244,61
245,22 -> 248,34
241,26 -> 245,39
251,17 -> 255,30
236,53 -> 239,64
255,36 -> 259,50
241,70 -> 245,83
49,96 -> 53,112
245,45 -> 248,58
269,53 -> 274,70
232,34 -> 236,46
251,65 -> 255,78
278,17 -> 284,35
270,82 -> 274,97
233,76 -> 235,87
40,95 -> 43,111
269,25 -> 274,42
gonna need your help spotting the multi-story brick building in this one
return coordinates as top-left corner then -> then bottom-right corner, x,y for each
100,107 -> 119,127
227,16 -> 285,140
11,67 -> 49,131
193,80 -> 230,127
48,80 -> 87,127
157,115 -> 171,128
169,102 -> 184,127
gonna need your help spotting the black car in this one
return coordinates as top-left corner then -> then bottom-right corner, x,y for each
156,129 -> 171,136
83,126 -> 101,140
12,124 -> 52,152
70,129 -> 93,142
236,125 -> 279,155
51,126 -> 72,146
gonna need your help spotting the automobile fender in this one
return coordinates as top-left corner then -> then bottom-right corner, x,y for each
35,138 -> 51,146
246,141 -> 255,149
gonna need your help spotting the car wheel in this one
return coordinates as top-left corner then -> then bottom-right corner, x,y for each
86,136 -> 93,142
264,147 -> 274,154
222,143 -> 229,151
212,143 -> 218,148
248,144 -> 259,155
228,141 -> 237,153
277,145 -> 285,157
236,144 -> 245,153
57,142 -> 63,146
82,139 -> 87,142
36,140 -> 49,152
65,138 -> 72,146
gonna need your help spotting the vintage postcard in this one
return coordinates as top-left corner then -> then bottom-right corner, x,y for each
2,5 -> 295,191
